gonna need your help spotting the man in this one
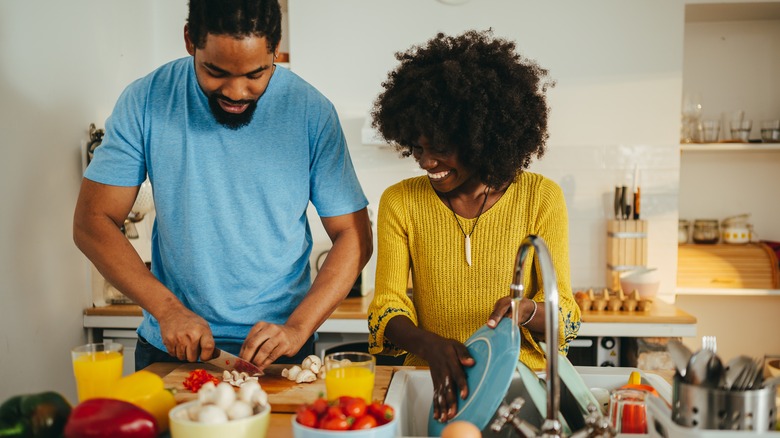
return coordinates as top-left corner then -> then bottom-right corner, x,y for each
73,0 -> 372,371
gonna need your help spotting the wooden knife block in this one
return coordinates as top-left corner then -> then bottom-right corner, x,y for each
606,220 -> 648,291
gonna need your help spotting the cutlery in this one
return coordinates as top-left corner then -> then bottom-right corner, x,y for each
667,339 -> 692,379
205,348 -> 264,376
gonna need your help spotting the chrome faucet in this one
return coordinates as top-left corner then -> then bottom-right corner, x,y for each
493,235 -> 614,438
510,235 -> 562,437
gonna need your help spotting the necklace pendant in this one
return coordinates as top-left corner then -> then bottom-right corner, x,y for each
465,234 -> 472,266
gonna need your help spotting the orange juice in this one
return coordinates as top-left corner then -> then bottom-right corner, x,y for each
73,350 -> 123,401
325,366 -> 375,402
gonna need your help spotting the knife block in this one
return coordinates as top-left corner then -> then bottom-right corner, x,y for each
606,220 -> 647,291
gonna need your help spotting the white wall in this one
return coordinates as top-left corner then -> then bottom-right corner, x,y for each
0,0 -> 188,401
292,0 -> 685,299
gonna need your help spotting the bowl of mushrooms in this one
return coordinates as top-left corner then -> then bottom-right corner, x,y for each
168,380 -> 270,438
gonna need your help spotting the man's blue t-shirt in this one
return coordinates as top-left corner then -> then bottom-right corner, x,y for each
85,57 -> 368,353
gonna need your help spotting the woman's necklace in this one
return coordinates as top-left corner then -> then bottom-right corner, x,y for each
445,186 -> 490,266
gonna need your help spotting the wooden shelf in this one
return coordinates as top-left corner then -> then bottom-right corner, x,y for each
676,287 -> 780,296
681,143 -> 780,151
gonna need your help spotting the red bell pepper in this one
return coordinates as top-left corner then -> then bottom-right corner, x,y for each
63,398 -> 157,438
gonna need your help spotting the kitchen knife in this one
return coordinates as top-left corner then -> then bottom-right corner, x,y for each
205,348 -> 264,376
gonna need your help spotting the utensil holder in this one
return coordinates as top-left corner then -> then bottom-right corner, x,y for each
672,377 -> 777,431
606,220 -> 647,291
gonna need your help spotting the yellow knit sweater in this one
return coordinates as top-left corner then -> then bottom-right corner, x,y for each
367,172 -> 581,370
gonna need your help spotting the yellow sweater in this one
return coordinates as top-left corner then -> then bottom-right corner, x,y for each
367,172 -> 581,370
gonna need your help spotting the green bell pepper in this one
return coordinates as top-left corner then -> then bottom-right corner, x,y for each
0,391 -> 71,438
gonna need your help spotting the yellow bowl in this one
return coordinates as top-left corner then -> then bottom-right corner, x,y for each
169,400 -> 270,438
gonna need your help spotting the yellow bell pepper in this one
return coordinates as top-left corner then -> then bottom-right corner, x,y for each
107,370 -> 176,433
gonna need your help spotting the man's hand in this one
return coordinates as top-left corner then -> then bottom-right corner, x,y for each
240,322 -> 305,369
157,308 -> 215,362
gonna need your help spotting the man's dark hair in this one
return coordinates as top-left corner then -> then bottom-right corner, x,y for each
371,30 -> 555,188
187,0 -> 282,52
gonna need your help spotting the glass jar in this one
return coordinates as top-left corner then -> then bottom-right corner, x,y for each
678,219 -> 690,244
692,219 -> 719,244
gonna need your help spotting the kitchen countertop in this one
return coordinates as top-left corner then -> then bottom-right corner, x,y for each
144,362 -> 679,438
84,291 -> 697,337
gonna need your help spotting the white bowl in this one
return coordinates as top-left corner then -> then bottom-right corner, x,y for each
169,400 -> 270,438
291,416 -> 397,438
620,268 -> 660,298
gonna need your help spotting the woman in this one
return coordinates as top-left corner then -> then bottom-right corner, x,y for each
367,30 -> 581,422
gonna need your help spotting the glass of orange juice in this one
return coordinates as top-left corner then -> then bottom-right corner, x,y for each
71,342 -> 124,402
324,352 -> 375,403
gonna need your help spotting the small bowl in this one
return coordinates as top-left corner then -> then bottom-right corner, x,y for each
620,268 -> 660,298
291,416 -> 397,438
767,359 -> 780,378
169,400 -> 270,438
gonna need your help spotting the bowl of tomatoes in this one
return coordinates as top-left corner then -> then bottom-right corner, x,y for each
292,396 -> 397,438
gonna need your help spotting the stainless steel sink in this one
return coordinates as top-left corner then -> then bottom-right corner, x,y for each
384,366 -> 671,437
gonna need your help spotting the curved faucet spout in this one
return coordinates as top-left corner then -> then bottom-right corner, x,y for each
511,235 -> 561,436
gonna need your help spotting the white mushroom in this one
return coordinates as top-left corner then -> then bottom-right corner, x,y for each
301,355 -> 322,374
238,380 -> 262,403
295,369 -> 317,383
222,370 -> 232,382
226,400 -> 254,420
251,389 -> 269,408
283,365 -> 302,381
197,405 -> 229,424
231,370 -> 241,382
197,381 -> 217,403
212,382 -> 237,411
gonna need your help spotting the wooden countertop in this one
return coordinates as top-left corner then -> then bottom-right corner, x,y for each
579,299 -> 696,324
84,291 -> 373,319
85,290 -> 695,324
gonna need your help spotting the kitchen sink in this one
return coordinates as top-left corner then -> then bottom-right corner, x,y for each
384,366 -> 672,437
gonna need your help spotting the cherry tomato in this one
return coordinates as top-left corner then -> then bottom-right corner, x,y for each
351,415 -> 378,430
296,408 -> 318,428
311,397 -> 329,417
368,402 -> 395,425
327,405 -> 346,420
321,416 -> 351,430
341,397 -> 367,418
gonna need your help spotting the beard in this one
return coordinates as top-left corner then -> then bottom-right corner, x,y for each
207,94 -> 258,130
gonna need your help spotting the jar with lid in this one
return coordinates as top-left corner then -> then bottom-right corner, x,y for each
678,219 -> 690,244
692,219 -> 719,244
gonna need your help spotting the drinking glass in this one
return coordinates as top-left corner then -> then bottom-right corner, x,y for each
761,119 -> 780,143
609,388 -> 648,434
701,119 -> 720,143
730,120 -> 752,142
324,351 -> 375,402
72,342 -> 124,401
681,92 -> 702,143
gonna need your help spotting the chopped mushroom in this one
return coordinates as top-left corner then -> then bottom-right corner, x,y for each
295,369 -> 317,383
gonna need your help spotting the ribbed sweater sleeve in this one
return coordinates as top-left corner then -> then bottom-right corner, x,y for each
367,172 -> 581,370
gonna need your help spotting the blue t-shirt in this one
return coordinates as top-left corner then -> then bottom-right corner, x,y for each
85,57 -> 368,353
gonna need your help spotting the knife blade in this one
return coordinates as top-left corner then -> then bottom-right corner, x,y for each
205,348 -> 264,376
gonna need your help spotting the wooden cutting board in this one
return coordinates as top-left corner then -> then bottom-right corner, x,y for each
162,363 -> 394,413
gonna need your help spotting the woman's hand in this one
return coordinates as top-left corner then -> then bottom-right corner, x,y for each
420,335 -> 475,422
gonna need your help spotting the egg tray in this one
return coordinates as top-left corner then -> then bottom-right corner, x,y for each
574,288 -> 653,313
